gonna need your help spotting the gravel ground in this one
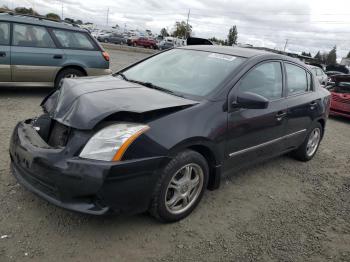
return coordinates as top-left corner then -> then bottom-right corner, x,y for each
0,49 -> 349,262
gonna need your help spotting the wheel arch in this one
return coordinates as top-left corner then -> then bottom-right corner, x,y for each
316,118 -> 326,139
168,138 -> 223,190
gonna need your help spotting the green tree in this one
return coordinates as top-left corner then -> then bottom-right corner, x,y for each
172,21 -> 192,38
46,13 -> 61,21
314,51 -> 322,63
160,28 -> 169,37
64,17 -> 75,24
0,5 -> 11,13
227,25 -> 238,46
15,7 -> 40,16
301,51 -> 311,57
326,46 -> 337,65
209,37 -> 226,45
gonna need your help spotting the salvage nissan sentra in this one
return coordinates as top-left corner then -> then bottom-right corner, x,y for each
10,46 -> 331,222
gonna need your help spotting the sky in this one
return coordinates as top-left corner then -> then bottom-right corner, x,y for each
2,0 -> 350,59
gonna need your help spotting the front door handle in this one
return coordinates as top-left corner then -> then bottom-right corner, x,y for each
0,52 -> 6,57
276,111 -> 287,121
53,54 -> 63,59
310,101 -> 318,110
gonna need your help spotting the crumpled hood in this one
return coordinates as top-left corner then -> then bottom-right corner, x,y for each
42,75 -> 198,130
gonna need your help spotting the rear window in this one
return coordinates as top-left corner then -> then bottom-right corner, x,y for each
52,29 -> 96,50
0,22 -> 10,45
13,24 -> 55,48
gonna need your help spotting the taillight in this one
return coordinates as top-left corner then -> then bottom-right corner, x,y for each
102,51 -> 110,61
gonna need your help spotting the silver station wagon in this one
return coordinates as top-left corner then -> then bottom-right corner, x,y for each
0,13 -> 111,88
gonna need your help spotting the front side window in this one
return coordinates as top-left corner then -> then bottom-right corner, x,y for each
238,62 -> 283,100
0,22 -> 10,45
286,63 -> 308,95
52,29 -> 95,50
13,24 -> 55,48
122,49 -> 246,97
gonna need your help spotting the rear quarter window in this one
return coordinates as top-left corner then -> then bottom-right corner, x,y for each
52,29 -> 96,50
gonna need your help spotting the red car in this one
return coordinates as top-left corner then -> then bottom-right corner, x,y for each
128,37 -> 157,49
328,75 -> 350,118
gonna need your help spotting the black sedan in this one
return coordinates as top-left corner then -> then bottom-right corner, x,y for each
9,46 -> 331,222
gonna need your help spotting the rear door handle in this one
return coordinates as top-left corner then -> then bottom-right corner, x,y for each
276,111 -> 287,121
53,54 -> 63,59
0,52 -> 6,57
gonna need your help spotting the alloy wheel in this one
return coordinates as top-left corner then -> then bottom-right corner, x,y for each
306,128 -> 321,157
165,163 -> 204,215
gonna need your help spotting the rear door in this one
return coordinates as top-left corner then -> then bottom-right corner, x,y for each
284,62 -> 319,149
224,61 -> 288,173
11,23 -> 64,84
0,21 -> 11,82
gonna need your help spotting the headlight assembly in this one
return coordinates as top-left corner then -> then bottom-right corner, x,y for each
79,123 -> 149,161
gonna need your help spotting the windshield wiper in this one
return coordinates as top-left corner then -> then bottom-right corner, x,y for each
128,80 -> 184,97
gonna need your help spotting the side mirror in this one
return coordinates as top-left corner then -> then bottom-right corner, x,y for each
232,92 -> 269,109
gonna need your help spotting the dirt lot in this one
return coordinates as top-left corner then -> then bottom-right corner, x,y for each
0,49 -> 349,262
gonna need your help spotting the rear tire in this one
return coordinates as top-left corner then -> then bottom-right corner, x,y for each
149,150 -> 209,223
54,68 -> 85,89
291,122 -> 323,162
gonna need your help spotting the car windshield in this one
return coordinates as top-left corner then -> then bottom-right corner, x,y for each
121,49 -> 246,97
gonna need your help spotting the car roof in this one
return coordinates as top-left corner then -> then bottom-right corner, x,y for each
178,45 -> 284,59
0,13 -> 86,32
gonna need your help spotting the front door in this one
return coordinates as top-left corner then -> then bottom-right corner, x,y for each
0,21 -> 11,82
224,61 -> 288,173
11,23 -> 63,84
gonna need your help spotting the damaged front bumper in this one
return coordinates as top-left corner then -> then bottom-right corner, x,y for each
9,120 -> 168,215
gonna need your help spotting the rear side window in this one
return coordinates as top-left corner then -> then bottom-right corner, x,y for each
286,63 -> 308,95
238,62 -> 283,100
0,22 -> 10,45
52,29 -> 95,50
13,24 -> 55,48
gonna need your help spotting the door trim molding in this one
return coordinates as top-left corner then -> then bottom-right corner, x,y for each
229,129 -> 307,158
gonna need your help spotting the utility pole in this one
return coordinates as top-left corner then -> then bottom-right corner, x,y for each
61,1 -> 64,20
106,8 -> 109,26
283,39 -> 289,52
185,9 -> 190,39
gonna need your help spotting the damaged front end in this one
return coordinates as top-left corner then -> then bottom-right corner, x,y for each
9,76 -> 197,214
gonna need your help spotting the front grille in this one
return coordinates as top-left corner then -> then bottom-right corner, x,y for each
48,121 -> 70,147
332,94 -> 350,104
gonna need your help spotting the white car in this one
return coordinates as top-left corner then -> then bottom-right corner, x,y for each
309,66 -> 328,86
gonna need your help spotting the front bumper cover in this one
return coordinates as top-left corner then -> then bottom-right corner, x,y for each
9,121 -> 168,215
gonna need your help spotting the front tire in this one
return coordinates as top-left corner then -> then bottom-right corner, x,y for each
291,122 -> 323,161
149,150 -> 209,222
